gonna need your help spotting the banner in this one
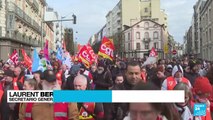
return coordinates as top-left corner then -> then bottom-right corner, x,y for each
78,45 -> 93,68
86,43 -> 96,63
98,37 -> 114,61
7,50 -> 19,65
56,47 -> 64,61
149,47 -> 158,57
32,49 -> 47,72
21,49 -> 32,70
63,51 -> 72,69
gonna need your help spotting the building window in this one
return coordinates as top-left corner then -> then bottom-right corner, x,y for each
136,43 -> 140,50
144,22 -> 149,29
210,28 -> 212,42
209,9 -> 211,22
144,8 -> 148,13
206,31 -> 208,43
145,42 -> 149,49
128,33 -> 131,41
153,31 -> 159,39
144,32 -> 149,38
136,32 -> 140,39
154,42 -> 158,49
206,13 -> 208,24
128,43 -> 130,50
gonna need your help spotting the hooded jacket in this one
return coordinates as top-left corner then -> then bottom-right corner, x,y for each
161,65 -> 192,90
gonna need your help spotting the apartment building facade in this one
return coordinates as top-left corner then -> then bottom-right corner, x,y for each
200,0 -> 213,61
123,19 -> 165,59
106,0 -> 167,37
0,0 -> 46,61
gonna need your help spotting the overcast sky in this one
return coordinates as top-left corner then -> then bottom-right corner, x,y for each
46,0 -> 197,45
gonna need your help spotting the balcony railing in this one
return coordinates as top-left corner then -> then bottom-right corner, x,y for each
6,31 -> 39,46
32,0 -> 39,11
26,0 -> 32,5
143,38 -> 151,43
7,2 -> 42,33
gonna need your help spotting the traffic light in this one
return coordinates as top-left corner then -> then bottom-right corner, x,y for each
72,14 -> 76,24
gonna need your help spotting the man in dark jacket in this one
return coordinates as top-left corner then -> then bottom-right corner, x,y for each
93,60 -> 113,120
93,61 -> 113,90
109,61 -> 143,120
184,60 -> 200,85
1,69 -> 23,120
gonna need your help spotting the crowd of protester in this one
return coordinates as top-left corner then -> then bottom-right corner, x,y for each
0,53 -> 213,120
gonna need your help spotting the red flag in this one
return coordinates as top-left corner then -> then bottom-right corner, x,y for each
78,45 -> 93,68
98,36 -> 115,61
43,40 -> 49,60
149,47 -> 158,57
21,49 -> 32,69
86,43 -> 96,63
7,50 -> 19,65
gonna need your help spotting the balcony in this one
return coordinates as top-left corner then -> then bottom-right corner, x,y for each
7,2 -> 42,34
143,38 -> 151,43
56,30 -> 59,35
6,31 -> 39,46
56,23 -> 59,28
32,0 -> 39,12
26,0 -> 32,5
23,12 -> 32,24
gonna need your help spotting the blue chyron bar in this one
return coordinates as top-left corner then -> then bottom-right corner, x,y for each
53,90 -> 112,103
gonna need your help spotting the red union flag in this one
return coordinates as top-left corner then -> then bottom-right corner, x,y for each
149,47 -> 158,57
7,50 -> 19,65
86,43 -> 96,63
98,37 -> 114,61
21,49 -> 32,69
78,45 -> 93,68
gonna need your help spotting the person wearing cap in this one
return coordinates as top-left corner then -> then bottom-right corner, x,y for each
184,60 -> 200,86
0,69 -> 22,120
161,65 -> 192,90
19,70 -> 79,120
191,77 -> 212,120
93,60 -> 113,90
93,60 -> 113,120
165,64 -> 173,77
78,63 -> 93,89
74,75 -> 104,120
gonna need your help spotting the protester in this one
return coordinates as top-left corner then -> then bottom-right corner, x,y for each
23,79 -> 38,90
74,75 -> 104,120
14,66 -> 25,84
0,69 -> 22,120
161,64 -> 192,90
109,61 -> 143,120
192,76 -> 212,120
93,60 -> 113,90
32,70 -> 42,89
184,60 -> 200,85
173,83 -> 193,120
19,70 -> 79,120
124,81 -> 181,120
